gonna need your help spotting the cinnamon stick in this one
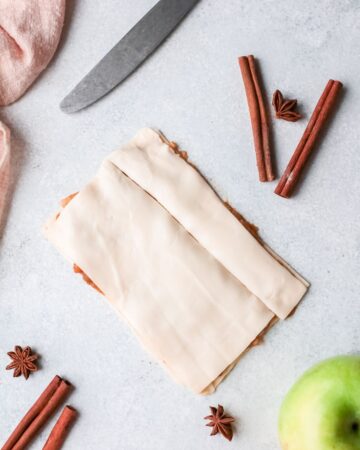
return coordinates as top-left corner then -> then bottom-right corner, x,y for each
2,376 -> 72,450
275,79 -> 342,198
42,406 -> 77,450
239,55 -> 274,182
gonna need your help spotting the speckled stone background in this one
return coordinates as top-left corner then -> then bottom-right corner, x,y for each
0,1 -> 359,449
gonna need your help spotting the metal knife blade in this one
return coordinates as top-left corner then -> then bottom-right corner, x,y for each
60,0 -> 200,113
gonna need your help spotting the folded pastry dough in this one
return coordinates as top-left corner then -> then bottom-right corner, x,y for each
44,128 -> 309,394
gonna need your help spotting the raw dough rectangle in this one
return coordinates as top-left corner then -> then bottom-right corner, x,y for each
44,128 -> 309,394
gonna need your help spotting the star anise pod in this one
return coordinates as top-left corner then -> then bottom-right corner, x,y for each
204,404 -> 235,441
272,89 -> 302,122
6,346 -> 38,379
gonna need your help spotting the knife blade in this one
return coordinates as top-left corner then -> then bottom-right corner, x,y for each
60,0 -> 200,113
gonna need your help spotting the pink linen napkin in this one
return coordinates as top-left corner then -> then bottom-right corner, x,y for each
0,0 -> 66,106
0,120 -> 10,227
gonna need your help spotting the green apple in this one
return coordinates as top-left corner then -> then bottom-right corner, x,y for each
279,356 -> 360,450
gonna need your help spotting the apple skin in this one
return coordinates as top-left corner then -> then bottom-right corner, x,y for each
279,356 -> 360,450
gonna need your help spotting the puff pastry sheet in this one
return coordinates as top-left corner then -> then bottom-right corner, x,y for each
44,128 -> 309,394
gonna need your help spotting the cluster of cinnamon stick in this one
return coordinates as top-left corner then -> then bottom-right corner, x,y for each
2,376 -> 77,450
238,55 -> 342,198
238,56 -> 274,182
275,79 -> 342,198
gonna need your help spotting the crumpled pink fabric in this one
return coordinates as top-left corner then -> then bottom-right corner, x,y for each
0,0 -> 66,106
0,120 -> 10,227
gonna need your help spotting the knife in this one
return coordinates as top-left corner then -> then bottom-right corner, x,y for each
60,0 -> 200,113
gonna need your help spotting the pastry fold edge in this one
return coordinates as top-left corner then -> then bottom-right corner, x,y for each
107,128 -> 308,320
44,128 -> 309,394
